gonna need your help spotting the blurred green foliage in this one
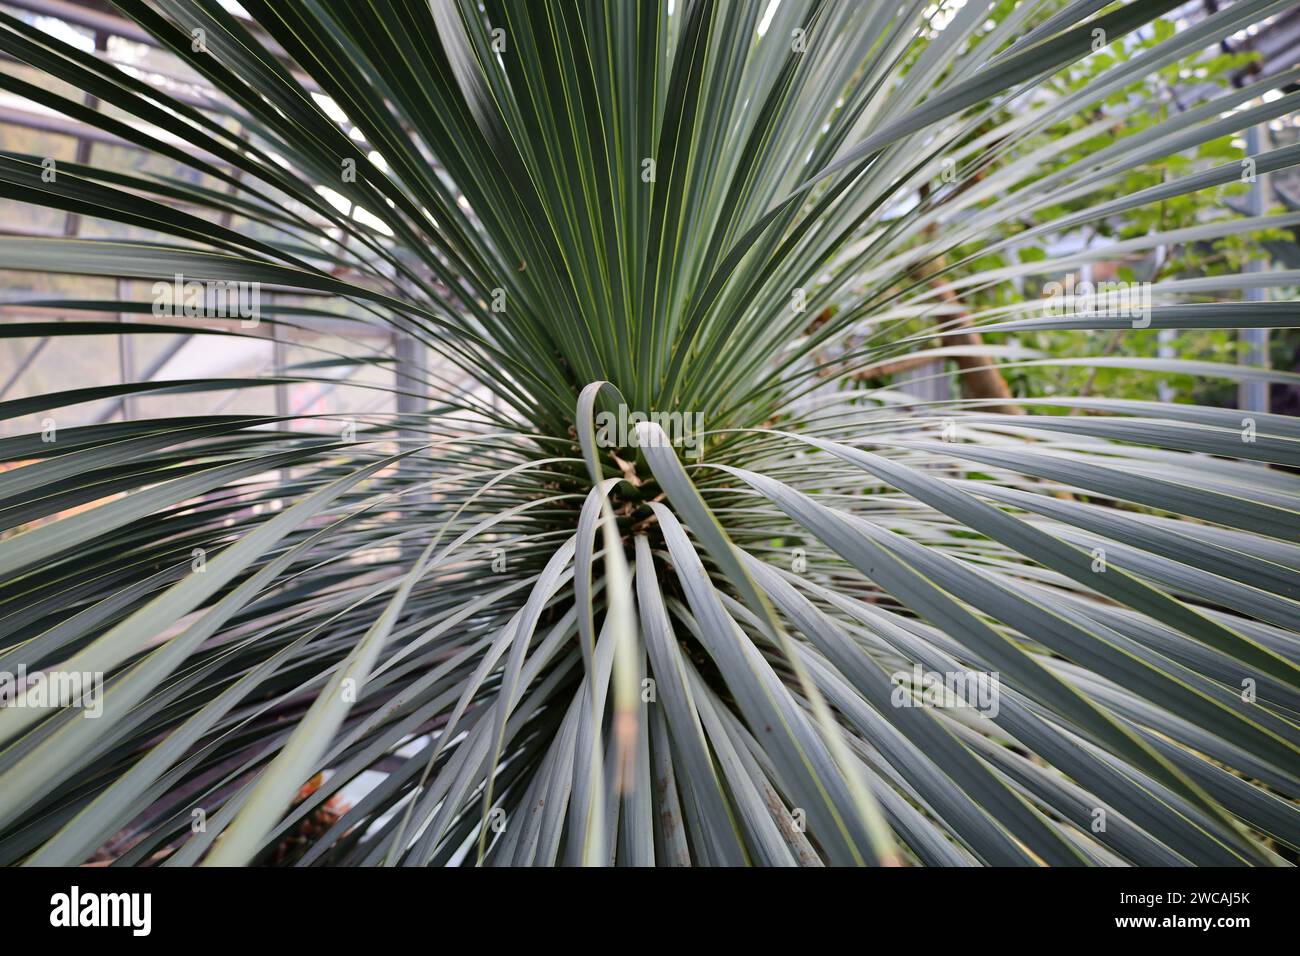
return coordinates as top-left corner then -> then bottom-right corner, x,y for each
923,9 -> 1299,411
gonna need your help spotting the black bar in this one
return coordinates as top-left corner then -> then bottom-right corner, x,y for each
1,865 -> 1289,943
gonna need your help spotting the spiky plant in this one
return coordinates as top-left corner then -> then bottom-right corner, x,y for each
0,0 -> 1298,867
